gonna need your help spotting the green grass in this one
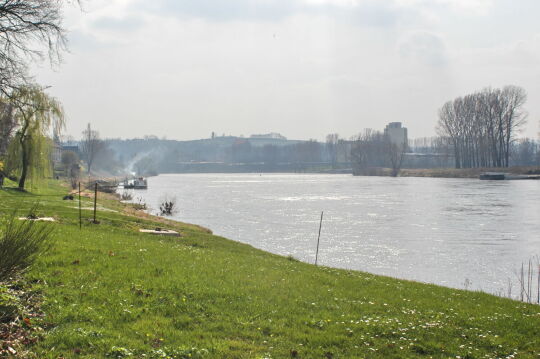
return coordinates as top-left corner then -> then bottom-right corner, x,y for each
1,180 -> 539,358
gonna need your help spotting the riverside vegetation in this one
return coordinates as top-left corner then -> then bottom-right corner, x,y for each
0,179 -> 539,358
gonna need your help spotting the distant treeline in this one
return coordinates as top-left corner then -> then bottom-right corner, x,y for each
36,83 -> 539,180
106,135 -> 352,175
408,136 -> 539,168
97,131 -> 539,177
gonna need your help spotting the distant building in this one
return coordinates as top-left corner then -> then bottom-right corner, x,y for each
52,143 -> 63,165
62,145 -> 80,156
384,122 -> 408,147
52,144 -> 80,169
248,133 -> 293,147
250,133 -> 287,140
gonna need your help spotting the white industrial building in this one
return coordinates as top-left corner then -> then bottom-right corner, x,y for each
384,122 -> 408,148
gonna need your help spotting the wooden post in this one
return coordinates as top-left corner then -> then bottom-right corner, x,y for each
528,260 -> 532,303
78,182 -> 82,229
315,211 -> 324,266
537,265 -> 539,304
521,263 -> 524,302
93,182 -> 97,223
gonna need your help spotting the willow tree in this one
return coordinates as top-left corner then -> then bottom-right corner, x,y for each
7,86 -> 64,190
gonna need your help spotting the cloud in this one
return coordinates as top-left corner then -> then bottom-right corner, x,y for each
395,0 -> 493,14
131,0 -> 299,22
124,0 -> 494,29
67,30 -> 102,51
399,31 -> 448,67
34,0 -> 540,140
514,34 -> 540,63
91,16 -> 145,32
127,0 -> 409,28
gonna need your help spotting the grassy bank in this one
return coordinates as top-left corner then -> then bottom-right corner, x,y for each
1,181 -> 539,358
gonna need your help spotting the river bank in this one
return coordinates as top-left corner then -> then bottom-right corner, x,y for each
126,173 -> 540,296
352,166 -> 540,178
1,179 -> 539,358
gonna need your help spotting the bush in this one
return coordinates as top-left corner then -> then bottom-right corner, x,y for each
132,197 -> 147,211
0,213 -> 54,281
120,191 -> 133,201
159,201 -> 175,216
159,194 -> 177,216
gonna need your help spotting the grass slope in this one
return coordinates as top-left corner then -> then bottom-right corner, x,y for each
1,181 -> 539,358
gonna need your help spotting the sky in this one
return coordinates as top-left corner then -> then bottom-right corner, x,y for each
33,0 -> 540,141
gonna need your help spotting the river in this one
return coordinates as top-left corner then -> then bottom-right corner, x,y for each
123,173 -> 540,296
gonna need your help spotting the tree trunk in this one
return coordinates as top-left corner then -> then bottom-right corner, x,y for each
18,135 -> 29,190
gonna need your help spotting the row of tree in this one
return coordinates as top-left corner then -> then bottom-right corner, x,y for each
510,138 -> 540,166
437,86 -> 528,168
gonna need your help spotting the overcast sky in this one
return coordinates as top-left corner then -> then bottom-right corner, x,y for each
33,0 -> 540,141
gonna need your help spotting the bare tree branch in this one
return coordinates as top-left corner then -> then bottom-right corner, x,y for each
0,0 -> 70,95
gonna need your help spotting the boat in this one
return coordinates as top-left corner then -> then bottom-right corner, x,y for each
89,180 -> 119,193
479,172 -> 506,180
121,177 -> 148,189
479,172 -> 540,180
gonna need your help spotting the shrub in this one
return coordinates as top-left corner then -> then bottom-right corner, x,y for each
0,213 -> 54,281
159,201 -> 175,216
120,191 -> 133,201
132,197 -> 147,211
286,255 -> 299,262
159,194 -> 177,216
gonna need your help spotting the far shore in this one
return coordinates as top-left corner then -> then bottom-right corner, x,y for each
86,165 -> 540,181
353,166 -> 540,179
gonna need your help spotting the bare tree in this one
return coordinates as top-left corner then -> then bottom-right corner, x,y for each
387,142 -> 406,177
511,138 -> 538,166
81,123 -> 103,174
326,133 -> 339,169
61,150 -> 79,188
0,0 -> 69,94
501,86 -> 528,167
437,86 -> 527,169
337,139 -> 351,165
351,129 -> 387,175
352,129 -> 407,176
